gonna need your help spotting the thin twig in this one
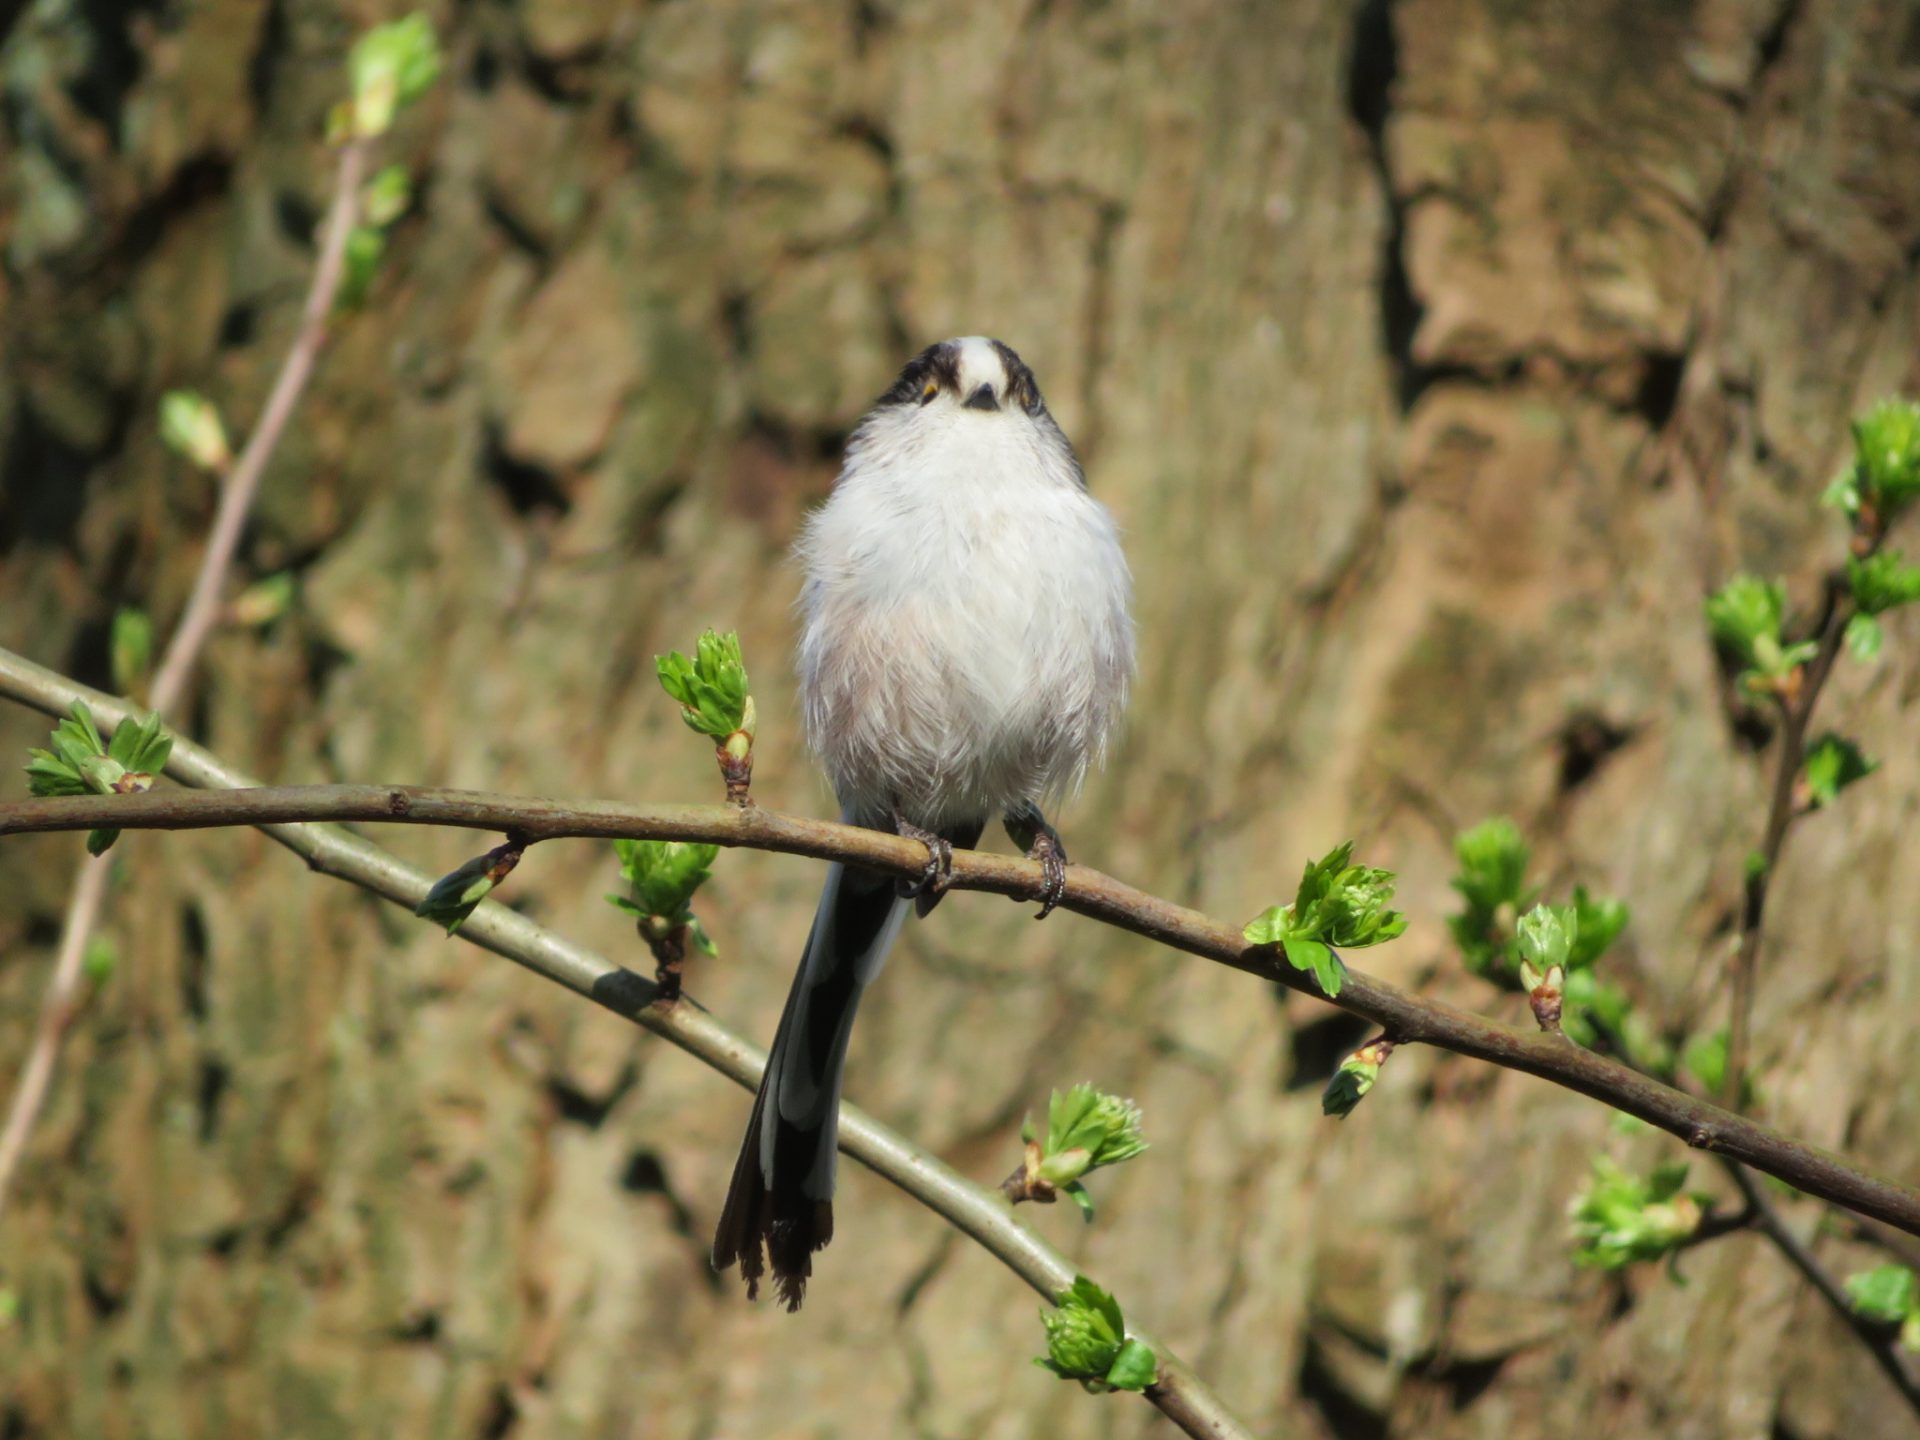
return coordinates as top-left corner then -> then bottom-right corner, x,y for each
1718,1159 -> 1920,1413
0,653 -> 1251,1440
0,139 -> 368,1222
1724,568 -> 1854,1108
4,651 -> 1919,1241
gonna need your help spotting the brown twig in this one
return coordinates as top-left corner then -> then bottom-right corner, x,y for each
0,139 -> 369,1222
4,652 -> 1919,1239
1723,567 -> 1855,1109
1717,1159 -> 1920,1412
0,650 -> 1251,1440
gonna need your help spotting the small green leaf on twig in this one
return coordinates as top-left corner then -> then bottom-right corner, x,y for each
1446,817 -> 1535,979
24,703 -> 173,854
362,164 -> 412,226
1569,1156 -> 1707,1270
342,12 -> 442,140
414,841 -> 523,934
1004,1084 -> 1148,1216
1847,550 -> 1920,615
1846,398 -> 1920,523
110,607 -> 153,693
606,839 -> 718,932
159,390 -> 231,471
1036,1277 -> 1159,1393
657,629 -> 757,802
1802,733 -> 1876,809
1705,575 -> 1817,694
1844,612 -> 1882,662
82,936 -> 119,986
1243,841 -> 1407,998
1323,1036 -> 1395,1118
656,630 -> 754,740
1845,1264 -> 1920,1351
232,572 -> 297,628
337,225 -> 388,310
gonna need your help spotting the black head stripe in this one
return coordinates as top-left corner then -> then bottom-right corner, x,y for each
989,339 -> 1046,416
877,342 -> 963,407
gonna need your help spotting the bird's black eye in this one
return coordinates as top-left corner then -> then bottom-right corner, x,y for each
919,380 -> 939,404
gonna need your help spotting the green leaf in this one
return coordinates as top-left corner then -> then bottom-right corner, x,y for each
655,630 -> 753,741
1847,550 -> 1920,616
608,838 -> 720,924
1851,398 -> 1920,515
1447,818 -> 1533,979
414,849 -> 517,935
1062,1180 -> 1096,1222
1845,612 -> 1883,662
1802,733 -> 1877,808
158,390 -> 230,471
1104,1339 -> 1159,1392
1681,1027 -> 1728,1096
1567,886 -> 1629,970
85,826 -> 120,857
1036,1277 -> 1154,1392
1451,817 -> 1532,911
82,936 -> 118,985
1569,1155 -> 1706,1269
1845,1264 -> 1919,1325
232,572 -> 297,628
1823,468 -> 1863,518
362,164 -> 412,227
1245,842 -> 1405,995
1043,1084 -> 1149,1175
1516,903 -> 1576,974
110,607 -> 153,692
1322,1047 -> 1383,1118
337,225 -> 387,309
1704,574 -> 1810,689
1281,937 -> 1346,997
348,12 -> 442,138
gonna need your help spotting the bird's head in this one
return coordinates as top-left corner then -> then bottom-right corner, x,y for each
875,336 -> 1048,418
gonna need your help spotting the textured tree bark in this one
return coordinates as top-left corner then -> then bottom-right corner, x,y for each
2,1 -> 1918,1437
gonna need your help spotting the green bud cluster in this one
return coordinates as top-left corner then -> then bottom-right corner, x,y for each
1569,1157 -> 1706,1270
1243,841 -> 1408,998
1035,1277 -> 1158,1394
605,839 -> 720,958
1008,1084 -> 1148,1219
25,703 -> 173,855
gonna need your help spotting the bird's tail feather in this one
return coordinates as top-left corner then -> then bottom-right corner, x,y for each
711,855 -> 907,1310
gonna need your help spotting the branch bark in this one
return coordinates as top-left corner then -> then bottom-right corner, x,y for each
0,139 -> 369,1222
0,649 -> 1250,1440
4,646 -> 1919,1241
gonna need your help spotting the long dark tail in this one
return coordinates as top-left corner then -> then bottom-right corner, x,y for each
711,855 -> 908,1310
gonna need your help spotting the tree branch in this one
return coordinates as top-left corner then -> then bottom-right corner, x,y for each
0,139 -> 369,1222
0,650 -> 1250,1440
1725,566 -> 1854,1108
1717,1158 -> 1920,1411
4,647 -> 1919,1242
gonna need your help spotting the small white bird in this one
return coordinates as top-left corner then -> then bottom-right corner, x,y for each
711,337 -> 1135,1309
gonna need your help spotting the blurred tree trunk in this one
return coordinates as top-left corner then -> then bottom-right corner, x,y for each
3,0 -> 1919,1435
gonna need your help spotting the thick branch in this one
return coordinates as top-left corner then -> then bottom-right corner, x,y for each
0,649 -> 1247,1440
3,648 -> 1919,1241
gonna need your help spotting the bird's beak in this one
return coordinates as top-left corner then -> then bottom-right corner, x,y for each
963,384 -> 1000,412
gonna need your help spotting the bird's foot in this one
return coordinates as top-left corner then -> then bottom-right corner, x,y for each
1026,827 -> 1068,919
1004,803 -> 1069,919
892,811 -> 954,900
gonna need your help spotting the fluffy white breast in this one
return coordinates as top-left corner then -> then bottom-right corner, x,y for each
795,366 -> 1134,829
